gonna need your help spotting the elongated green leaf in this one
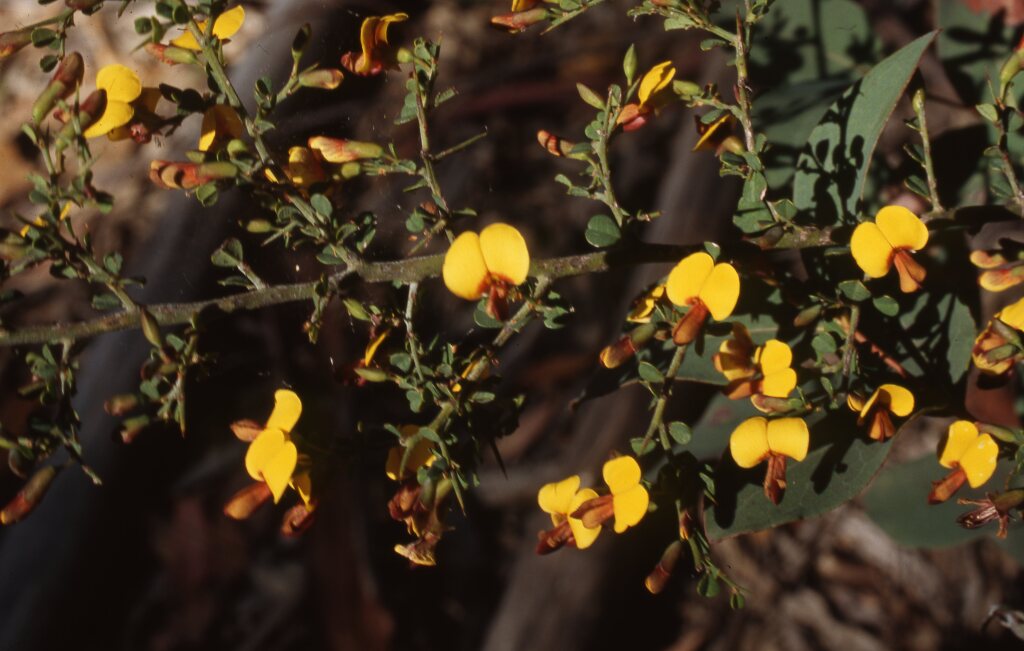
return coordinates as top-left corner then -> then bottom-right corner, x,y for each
792,32 -> 937,226
706,410 -> 901,539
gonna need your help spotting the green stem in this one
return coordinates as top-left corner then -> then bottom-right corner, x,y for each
641,344 -> 688,452
912,92 -> 944,214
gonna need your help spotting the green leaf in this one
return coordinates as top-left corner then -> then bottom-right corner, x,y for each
872,294 -> 899,316
792,32 -> 937,227
584,214 -> 620,248
668,421 -> 692,446
211,238 -> 244,267
706,410 -> 902,540
576,83 -> 605,110
893,292 -> 975,385
638,361 -> 664,384
837,279 -> 870,301
630,437 -> 657,456
622,44 -> 637,86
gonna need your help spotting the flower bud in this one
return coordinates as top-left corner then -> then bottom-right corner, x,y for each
223,482 -> 273,520
537,129 -> 576,157
308,136 -> 383,163
140,308 -> 162,347
144,43 -> 198,66
32,53 -> 84,125
120,415 -> 150,443
1,466 -> 59,525
104,393 -> 139,417
245,219 -> 273,234
644,540 -> 684,594
149,160 -> 238,190
0,28 -> 32,60
230,419 -> 263,442
600,322 -> 657,369
490,8 -> 549,32
298,68 -> 344,90
55,89 -> 107,151
340,161 -> 362,179
793,303 -> 823,327
281,503 -> 316,536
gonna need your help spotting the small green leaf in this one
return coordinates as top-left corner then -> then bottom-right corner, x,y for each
872,294 -> 899,316
668,421 -> 692,446
585,214 -> 620,248
838,279 -> 870,301
623,44 -> 638,85
638,362 -> 664,384
975,103 -> 999,123
211,238 -> 244,267
576,83 -> 605,110
631,437 -> 657,456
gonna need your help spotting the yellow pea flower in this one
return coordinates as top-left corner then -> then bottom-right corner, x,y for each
198,105 -> 243,152
244,389 -> 303,503
973,296 -> 1024,375
692,113 -> 741,154
928,420 -> 999,504
627,284 -> 666,323
385,425 -> 436,481
729,416 -> 809,504
264,146 -> 328,187
850,205 -> 928,293
83,64 -> 142,139
442,223 -> 530,320
714,325 -> 797,409
603,455 -> 649,533
617,61 -> 676,132
665,251 -> 740,345
170,5 -> 246,51
341,13 -> 408,76
535,475 -> 601,553
846,383 -> 914,441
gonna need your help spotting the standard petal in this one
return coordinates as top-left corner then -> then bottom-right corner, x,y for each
766,417 -> 809,462
442,231 -> 489,300
212,5 -> 246,40
638,61 -> 675,107
666,252 -> 714,307
875,205 -> 928,252
959,433 -> 998,488
758,340 -> 792,374
198,105 -> 243,152
998,296 -> 1024,331
374,12 -> 408,45
878,383 -> 914,417
939,420 -> 980,469
603,456 -> 642,495
567,488 -> 601,549
699,263 -> 740,320
729,417 -> 770,468
266,389 -> 302,433
479,223 -> 530,286
96,64 -> 142,103
537,475 -> 581,516
612,484 -> 649,533
858,387 -> 883,421
245,428 -> 286,480
850,222 -> 894,278
761,368 -> 797,398
262,440 -> 298,502
363,329 -> 390,366
83,101 -> 133,139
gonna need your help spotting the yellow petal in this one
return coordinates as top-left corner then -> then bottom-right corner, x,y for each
245,428 -> 286,480
374,12 -> 408,45
692,114 -> 733,152
627,284 -> 665,323
284,146 -> 325,187
363,329 -> 390,366
266,389 -> 302,433
959,433 -> 998,488
729,417 -> 770,468
761,368 -> 797,398
198,105 -> 243,152
857,387 -> 882,421
603,455 -> 642,495
638,61 -> 675,107
170,30 -> 201,50
766,417 -> 809,462
442,231 -> 489,300
83,100 -> 133,139
877,383 -> 914,417
96,64 -> 142,103
875,205 -> 928,252
262,440 -> 298,502
998,296 -> 1024,331
850,222 -> 895,278
939,420 -> 979,469
538,475 -> 581,516
612,484 -> 649,533
385,438 -> 435,481
699,262 -> 741,320
567,488 -> 601,548
212,5 -> 246,40
846,393 -> 865,413
666,252 -> 714,307
757,340 -> 792,374
479,223 -> 530,286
